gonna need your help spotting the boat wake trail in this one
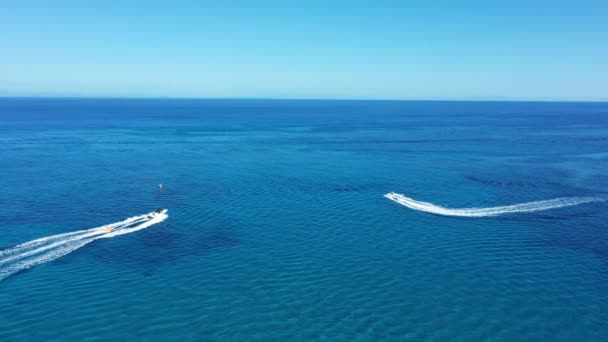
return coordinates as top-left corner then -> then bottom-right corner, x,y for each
384,192 -> 603,218
0,210 -> 168,281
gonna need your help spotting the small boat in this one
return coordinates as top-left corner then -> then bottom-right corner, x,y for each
147,208 -> 168,218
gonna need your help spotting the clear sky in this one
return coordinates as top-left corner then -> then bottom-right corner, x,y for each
2,1 -> 607,101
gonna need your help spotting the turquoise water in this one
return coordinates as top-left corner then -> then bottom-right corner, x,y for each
1,98 -> 607,341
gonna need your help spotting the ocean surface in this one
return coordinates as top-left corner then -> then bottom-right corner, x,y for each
1,98 -> 607,341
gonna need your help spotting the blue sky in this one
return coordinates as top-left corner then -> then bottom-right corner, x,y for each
2,1 -> 607,100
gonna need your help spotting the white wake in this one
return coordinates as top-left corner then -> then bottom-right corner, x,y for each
0,210 -> 168,281
384,192 -> 602,217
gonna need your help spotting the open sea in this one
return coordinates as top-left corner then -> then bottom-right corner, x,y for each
1,98 -> 607,341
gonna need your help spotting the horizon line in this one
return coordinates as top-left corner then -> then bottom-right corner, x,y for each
1,94 -> 607,104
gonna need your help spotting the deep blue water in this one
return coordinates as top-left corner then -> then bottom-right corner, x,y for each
1,98 -> 607,341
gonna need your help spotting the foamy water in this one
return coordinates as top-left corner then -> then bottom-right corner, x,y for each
0,211 -> 168,281
385,192 -> 603,217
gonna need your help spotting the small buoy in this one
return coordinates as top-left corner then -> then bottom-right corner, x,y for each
159,183 -> 163,189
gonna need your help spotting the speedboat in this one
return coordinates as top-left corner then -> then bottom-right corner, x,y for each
147,208 -> 168,218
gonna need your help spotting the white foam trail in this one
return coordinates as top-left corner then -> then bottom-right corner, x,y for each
0,216 -> 153,264
385,192 -> 603,217
0,214 -> 148,259
0,211 -> 168,281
